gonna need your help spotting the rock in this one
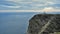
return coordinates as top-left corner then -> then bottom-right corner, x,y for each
27,14 -> 60,34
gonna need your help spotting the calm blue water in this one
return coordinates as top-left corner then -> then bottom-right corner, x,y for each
0,12 -> 39,34
0,12 -> 60,34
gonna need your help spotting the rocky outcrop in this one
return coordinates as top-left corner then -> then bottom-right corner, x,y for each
27,14 -> 60,34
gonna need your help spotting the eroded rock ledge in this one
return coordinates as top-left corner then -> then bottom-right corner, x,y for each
27,14 -> 60,34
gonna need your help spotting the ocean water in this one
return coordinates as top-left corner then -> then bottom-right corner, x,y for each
0,12 -> 39,34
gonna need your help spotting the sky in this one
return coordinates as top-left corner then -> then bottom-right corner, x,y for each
0,0 -> 60,10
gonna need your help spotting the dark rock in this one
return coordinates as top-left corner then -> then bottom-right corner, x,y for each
27,14 -> 60,34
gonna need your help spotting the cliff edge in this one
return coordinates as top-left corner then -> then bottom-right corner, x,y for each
27,14 -> 60,34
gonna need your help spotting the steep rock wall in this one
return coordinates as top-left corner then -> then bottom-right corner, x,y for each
27,14 -> 60,34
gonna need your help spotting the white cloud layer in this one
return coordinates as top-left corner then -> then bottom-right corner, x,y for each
0,0 -> 60,10
6,0 -> 22,2
42,7 -> 54,12
0,9 -> 60,12
0,5 -> 21,8
7,6 -> 21,8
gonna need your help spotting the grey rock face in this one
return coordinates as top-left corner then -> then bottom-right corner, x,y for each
27,14 -> 60,34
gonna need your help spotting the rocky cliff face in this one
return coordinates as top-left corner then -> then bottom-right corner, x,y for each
27,14 -> 60,34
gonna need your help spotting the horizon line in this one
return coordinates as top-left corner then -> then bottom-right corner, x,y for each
0,10 -> 60,12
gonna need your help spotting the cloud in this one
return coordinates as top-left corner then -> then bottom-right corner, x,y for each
43,7 -> 54,9
6,0 -> 22,2
31,0 -> 57,10
32,0 -> 39,2
0,0 -> 32,9
7,6 -> 21,8
6,0 -> 32,3
0,0 -> 60,10
32,4 -> 44,6
0,10 -> 60,12
47,2 -> 55,4
42,7 -> 54,11
0,10 -> 42,12
45,2 -> 55,6
0,5 -> 21,8
41,7 -> 60,12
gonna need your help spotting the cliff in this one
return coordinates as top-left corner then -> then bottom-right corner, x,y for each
27,14 -> 60,34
